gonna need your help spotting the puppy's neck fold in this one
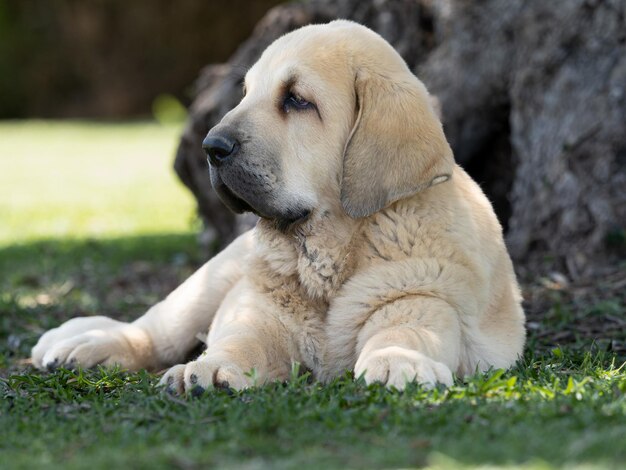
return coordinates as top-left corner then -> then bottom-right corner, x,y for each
254,209 -> 362,302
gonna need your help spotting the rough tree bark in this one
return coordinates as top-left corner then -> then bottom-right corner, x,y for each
174,0 -> 625,279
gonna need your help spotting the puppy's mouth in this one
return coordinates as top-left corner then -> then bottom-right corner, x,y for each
210,168 -> 311,229
210,170 -> 255,215
272,208 -> 311,232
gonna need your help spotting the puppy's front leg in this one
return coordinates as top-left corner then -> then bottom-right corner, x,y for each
32,231 -> 253,371
354,296 -> 461,390
160,280 -> 296,394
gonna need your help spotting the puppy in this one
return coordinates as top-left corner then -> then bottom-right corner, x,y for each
32,20 -> 525,392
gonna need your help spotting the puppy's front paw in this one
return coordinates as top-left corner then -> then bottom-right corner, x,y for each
31,317 -> 152,371
355,346 -> 453,390
159,358 -> 252,395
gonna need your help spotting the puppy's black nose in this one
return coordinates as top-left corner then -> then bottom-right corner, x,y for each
202,134 -> 239,167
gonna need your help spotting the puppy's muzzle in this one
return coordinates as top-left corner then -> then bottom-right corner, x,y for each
202,134 -> 240,167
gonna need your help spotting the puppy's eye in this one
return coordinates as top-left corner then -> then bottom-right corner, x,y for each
284,92 -> 313,112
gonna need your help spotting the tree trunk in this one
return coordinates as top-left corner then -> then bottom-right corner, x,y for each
174,0 -> 626,278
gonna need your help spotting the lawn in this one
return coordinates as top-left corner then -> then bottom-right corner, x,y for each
1,121 -> 625,469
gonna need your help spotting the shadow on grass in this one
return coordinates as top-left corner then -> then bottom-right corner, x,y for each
0,232 -> 203,275
1,236 -> 625,468
0,232 -> 205,368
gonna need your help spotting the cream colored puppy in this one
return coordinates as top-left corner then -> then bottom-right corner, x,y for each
32,21 -> 525,392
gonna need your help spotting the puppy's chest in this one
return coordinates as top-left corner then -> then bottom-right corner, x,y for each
252,225 -> 358,370
362,204 -> 446,261
251,260 -> 328,371
254,220 -> 358,301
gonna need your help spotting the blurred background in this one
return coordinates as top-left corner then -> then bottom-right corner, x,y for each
0,0 -> 624,368
0,0 -> 282,118
0,0 -> 281,244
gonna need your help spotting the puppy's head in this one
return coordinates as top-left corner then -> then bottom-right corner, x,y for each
203,20 -> 453,227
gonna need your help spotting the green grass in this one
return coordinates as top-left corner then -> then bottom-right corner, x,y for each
1,354 -> 625,469
1,121 -> 625,469
0,120 -> 203,372
0,120 -> 196,243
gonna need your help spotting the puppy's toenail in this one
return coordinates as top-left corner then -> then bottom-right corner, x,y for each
217,382 -> 234,395
189,374 -> 198,384
46,359 -> 59,372
190,385 -> 205,397
166,376 -> 174,385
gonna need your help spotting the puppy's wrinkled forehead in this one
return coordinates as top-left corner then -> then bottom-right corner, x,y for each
244,21 -> 400,95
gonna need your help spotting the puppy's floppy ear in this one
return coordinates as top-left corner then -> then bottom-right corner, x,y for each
340,69 -> 454,218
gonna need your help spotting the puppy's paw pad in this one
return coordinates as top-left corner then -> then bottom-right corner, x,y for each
190,385 -> 206,397
45,358 -> 60,372
158,364 -> 186,395
160,360 -> 252,396
182,361 -> 215,392
356,347 -> 453,390
214,365 -> 249,391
